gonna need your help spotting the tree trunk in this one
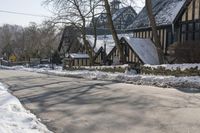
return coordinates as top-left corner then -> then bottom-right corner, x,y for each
77,6 -> 94,66
103,0 -> 124,64
82,25 -> 94,66
145,0 -> 164,64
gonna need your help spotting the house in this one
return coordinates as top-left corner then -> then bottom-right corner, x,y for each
127,0 -> 200,54
58,26 -> 84,58
87,34 -> 160,65
107,37 -> 160,65
88,0 -> 137,35
86,34 -> 127,65
59,0 -> 200,66
65,53 -> 90,67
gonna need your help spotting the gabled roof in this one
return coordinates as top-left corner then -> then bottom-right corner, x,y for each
128,0 -> 187,29
86,34 -> 132,55
96,6 -> 137,24
86,35 -> 115,55
112,6 -> 136,21
122,37 -> 160,65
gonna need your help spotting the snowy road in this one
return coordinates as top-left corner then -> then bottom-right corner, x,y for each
0,70 -> 200,133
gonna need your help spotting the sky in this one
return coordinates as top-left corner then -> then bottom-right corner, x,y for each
0,0 -> 144,27
0,0 -> 52,27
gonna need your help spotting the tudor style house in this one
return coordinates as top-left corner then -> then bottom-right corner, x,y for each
88,0 -> 137,34
127,0 -> 200,53
59,0 -> 200,67
107,0 -> 200,65
58,26 -> 84,58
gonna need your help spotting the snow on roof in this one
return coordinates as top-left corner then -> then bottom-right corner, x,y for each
128,0 -> 186,29
123,37 -> 160,65
112,7 -> 129,20
69,53 -> 89,59
86,34 -> 132,55
86,35 -> 115,55
96,6 -> 136,24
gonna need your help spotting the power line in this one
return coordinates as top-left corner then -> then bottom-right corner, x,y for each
0,9 -> 51,18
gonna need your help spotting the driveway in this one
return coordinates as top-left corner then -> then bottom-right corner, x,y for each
0,69 -> 200,133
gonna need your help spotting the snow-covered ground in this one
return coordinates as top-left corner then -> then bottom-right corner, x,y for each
1,65 -> 200,89
0,82 -> 52,133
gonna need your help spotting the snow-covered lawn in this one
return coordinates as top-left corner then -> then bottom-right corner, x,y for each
0,83 -> 52,133
1,65 -> 200,89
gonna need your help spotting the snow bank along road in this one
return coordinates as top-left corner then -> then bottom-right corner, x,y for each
0,70 -> 200,133
0,83 -> 52,133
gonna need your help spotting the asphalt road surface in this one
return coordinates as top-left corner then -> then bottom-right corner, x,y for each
0,69 -> 200,133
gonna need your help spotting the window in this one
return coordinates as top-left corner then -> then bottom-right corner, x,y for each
188,23 -> 194,32
167,30 -> 172,46
125,45 -> 129,57
182,33 -> 187,41
195,32 -> 200,40
195,22 -> 200,40
181,22 -> 199,41
195,22 -> 200,31
182,24 -> 187,32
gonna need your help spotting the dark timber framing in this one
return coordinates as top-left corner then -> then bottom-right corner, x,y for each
127,0 -> 200,55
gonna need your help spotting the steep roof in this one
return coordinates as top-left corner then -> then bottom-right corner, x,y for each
86,34 -> 132,55
87,35 -> 115,55
112,6 -> 136,21
122,37 -> 160,65
96,6 -> 137,25
128,0 -> 186,29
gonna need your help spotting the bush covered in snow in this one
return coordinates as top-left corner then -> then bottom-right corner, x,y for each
142,64 -> 200,76
66,64 -> 130,73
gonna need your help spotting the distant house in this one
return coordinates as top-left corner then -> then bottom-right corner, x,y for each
65,53 -> 90,67
127,0 -> 200,54
58,26 -> 84,58
86,34 -> 126,65
88,0 -> 137,35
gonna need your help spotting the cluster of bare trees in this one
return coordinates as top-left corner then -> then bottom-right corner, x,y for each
0,22 -> 60,61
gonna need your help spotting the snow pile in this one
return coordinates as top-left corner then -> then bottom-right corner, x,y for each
0,83 -> 52,133
144,64 -> 200,71
27,69 -> 200,89
1,65 -> 200,89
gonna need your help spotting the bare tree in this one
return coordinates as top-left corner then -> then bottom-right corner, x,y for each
145,0 -> 164,64
103,0 -> 124,63
43,0 -> 102,65
0,23 -> 59,61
